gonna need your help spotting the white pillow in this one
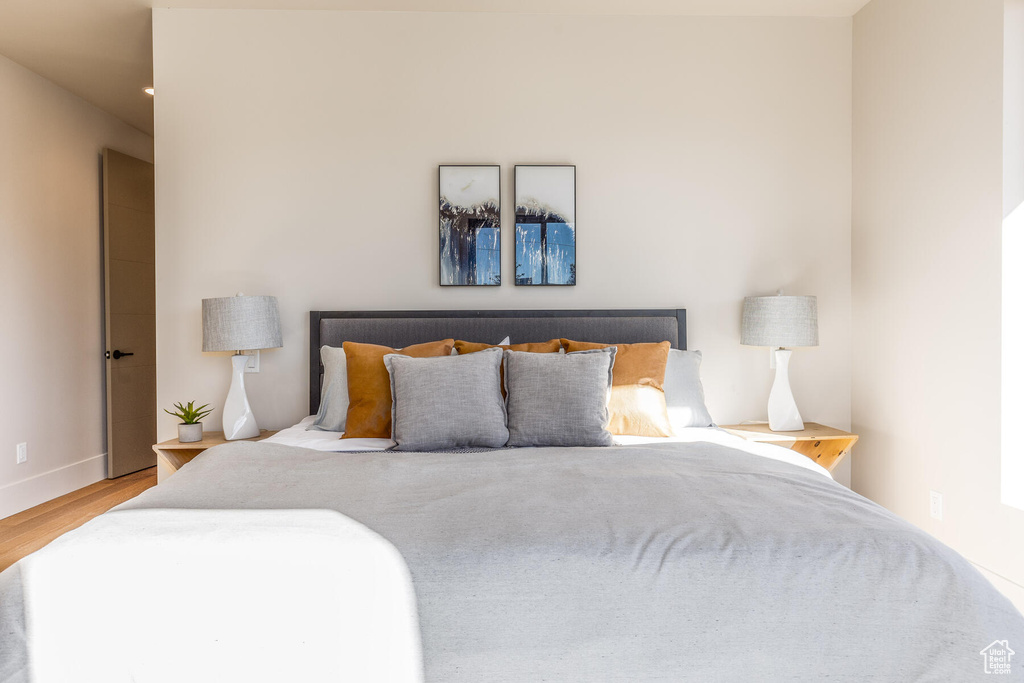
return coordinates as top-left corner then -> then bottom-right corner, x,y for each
307,346 -> 348,432
663,349 -> 714,430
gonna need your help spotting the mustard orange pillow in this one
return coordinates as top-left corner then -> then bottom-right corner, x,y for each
560,339 -> 673,437
454,339 -> 562,355
342,339 -> 454,439
455,339 -> 561,396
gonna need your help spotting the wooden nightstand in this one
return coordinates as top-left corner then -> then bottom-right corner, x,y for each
718,422 -> 858,473
152,430 -> 277,483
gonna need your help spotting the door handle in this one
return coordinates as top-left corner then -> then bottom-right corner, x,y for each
111,350 -> 134,360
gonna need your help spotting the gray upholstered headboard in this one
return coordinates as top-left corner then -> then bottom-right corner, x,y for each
309,309 -> 686,415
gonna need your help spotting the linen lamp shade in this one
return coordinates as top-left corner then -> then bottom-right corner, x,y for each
741,296 -> 818,349
202,295 -> 282,352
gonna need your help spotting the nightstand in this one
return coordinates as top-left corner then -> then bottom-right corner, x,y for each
152,430 -> 277,483
718,422 -> 858,473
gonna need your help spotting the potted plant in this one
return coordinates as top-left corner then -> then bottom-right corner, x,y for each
165,401 -> 213,443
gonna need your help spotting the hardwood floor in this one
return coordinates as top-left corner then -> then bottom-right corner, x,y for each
0,467 -> 156,572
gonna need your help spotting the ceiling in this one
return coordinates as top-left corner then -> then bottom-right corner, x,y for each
0,0 -> 872,136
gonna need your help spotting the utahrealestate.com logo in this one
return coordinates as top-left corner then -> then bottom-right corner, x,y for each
980,640 -> 1015,675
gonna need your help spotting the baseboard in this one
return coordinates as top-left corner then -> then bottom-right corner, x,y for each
972,562 -> 1024,615
0,453 -> 107,520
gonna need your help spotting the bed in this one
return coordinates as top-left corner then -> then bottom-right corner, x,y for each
1,309 -> 1022,682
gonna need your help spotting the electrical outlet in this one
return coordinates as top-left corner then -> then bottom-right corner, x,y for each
242,349 -> 260,374
16,442 -> 27,465
929,490 -> 943,521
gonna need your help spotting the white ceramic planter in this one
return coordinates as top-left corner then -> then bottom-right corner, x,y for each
178,422 -> 203,443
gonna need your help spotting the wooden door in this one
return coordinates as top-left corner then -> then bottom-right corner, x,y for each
103,149 -> 156,478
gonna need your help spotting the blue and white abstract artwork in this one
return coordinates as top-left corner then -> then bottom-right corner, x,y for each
439,165 -> 501,286
515,165 -> 576,286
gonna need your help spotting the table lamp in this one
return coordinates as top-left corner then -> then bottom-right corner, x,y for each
741,294 -> 818,432
202,294 -> 282,440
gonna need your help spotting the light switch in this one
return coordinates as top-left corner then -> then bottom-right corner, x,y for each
242,349 -> 260,373
929,490 -> 943,521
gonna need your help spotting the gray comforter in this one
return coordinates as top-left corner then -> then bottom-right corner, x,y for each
3,439 -> 1023,681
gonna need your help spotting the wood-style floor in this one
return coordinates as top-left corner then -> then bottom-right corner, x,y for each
0,467 -> 156,573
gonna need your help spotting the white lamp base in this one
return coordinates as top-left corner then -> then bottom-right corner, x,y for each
223,353 -> 259,440
768,348 -> 805,432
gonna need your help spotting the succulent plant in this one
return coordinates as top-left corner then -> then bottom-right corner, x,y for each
164,400 -> 213,425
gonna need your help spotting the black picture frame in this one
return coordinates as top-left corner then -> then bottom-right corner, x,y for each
514,165 -> 577,286
438,164 -> 501,287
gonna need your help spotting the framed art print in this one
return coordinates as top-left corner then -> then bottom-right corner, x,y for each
514,165 -> 576,286
439,165 -> 501,286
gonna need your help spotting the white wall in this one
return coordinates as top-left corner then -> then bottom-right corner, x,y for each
1006,0 -> 1024,219
152,9 -> 853,482
1003,0 -> 1024,512
853,0 -> 1024,603
0,53 -> 153,517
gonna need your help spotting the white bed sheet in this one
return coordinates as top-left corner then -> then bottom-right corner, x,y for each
615,430 -> 832,477
17,509 -> 423,683
265,417 -> 831,478
264,416 -> 394,451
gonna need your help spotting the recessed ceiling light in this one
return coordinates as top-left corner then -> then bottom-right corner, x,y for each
143,87 -> 154,96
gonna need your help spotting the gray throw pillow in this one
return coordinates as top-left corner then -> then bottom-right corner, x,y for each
663,349 -> 714,430
307,345 -> 348,432
384,347 -> 508,451
504,347 -> 616,447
